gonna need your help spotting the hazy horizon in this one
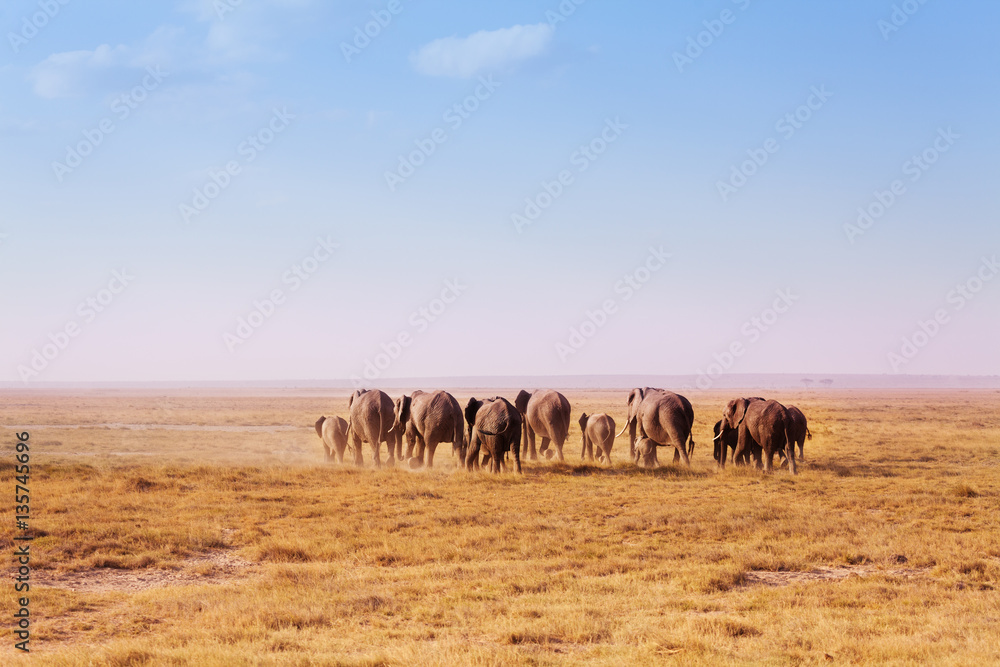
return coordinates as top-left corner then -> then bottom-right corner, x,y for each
3,1 -> 998,383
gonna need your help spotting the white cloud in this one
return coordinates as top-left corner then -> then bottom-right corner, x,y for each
28,44 -> 130,98
411,23 -> 554,78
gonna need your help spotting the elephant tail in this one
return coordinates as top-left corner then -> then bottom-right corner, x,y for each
687,433 -> 695,457
806,428 -> 813,440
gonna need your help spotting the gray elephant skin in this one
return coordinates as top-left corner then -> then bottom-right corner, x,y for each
515,389 -> 571,461
618,387 -> 694,467
785,405 -> 811,461
719,397 -> 797,474
579,412 -> 615,465
347,389 -> 401,468
393,390 -> 465,469
634,437 -> 658,467
314,415 -> 348,463
464,397 -> 523,473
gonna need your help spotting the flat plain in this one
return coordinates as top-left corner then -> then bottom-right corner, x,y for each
2,388 -> 999,665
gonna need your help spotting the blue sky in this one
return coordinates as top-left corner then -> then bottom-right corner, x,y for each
1,0 -> 998,383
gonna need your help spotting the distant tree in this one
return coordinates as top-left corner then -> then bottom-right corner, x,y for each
801,378 -> 814,386
820,379 -> 834,386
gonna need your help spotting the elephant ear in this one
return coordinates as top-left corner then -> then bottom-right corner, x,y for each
627,388 -> 644,416
735,398 -> 751,428
315,416 -> 326,438
464,398 -> 482,428
398,395 -> 412,425
578,413 -> 588,430
514,390 -> 531,414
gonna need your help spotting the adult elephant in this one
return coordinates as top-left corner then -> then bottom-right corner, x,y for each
579,412 -> 615,465
514,389 -> 571,461
314,415 -> 348,463
718,398 -> 797,474
617,388 -> 694,467
392,390 -> 465,469
464,397 -> 522,473
785,405 -> 812,461
347,389 -> 400,468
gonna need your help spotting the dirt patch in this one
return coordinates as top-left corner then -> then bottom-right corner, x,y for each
744,566 -> 931,587
33,550 -> 258,593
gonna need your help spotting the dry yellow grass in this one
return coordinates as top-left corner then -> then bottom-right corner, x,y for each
1,388 -> 999,665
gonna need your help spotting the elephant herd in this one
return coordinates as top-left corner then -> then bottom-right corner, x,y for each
314,387 -> 811,475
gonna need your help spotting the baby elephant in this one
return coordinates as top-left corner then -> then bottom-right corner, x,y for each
314,415 -> 349,463
634,437 -> 658,468
579,412 -> 616,465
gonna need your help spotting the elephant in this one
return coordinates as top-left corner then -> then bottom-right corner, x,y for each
634,437 -> 658,468
392,390 -> 465,469
617,388 -> 694,467
785,405 -> 812,461
314,415 -> 349,463
347,389 -> 401,468
579,412 -> 615,465
718,397 -> 797,474
713,396 -> 765,467
514,389 -> 571,461
464,397 -> 523,473
712,419 -> 757,466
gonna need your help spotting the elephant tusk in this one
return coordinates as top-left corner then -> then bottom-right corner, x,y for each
713,432 -> 724,442
614,419 -> 632,438
387,423 -> 395,434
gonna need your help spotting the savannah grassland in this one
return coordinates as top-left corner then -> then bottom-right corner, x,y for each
2,389 -> 999,666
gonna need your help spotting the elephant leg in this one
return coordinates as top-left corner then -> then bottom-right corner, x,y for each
426,439 -> 439,468
672,448 -> 680,464
763,448 -> 775,473
350,433 -> 364,467
415,434 -> 427,465
528,428 -> 538,461
540,437 -> 554,460
554,436 -> 565,462
673,435 -> 691,467
465,434 -> 481,471
512,437 -> 522,474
